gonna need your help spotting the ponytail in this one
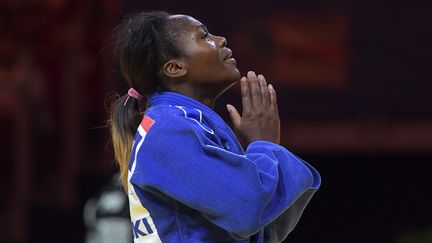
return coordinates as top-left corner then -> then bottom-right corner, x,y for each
109,93 -> 143,191
108,11 -> 182,191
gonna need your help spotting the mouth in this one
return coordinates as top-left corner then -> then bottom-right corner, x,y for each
223,48 -> 236,66
223,48 -> 233,61
224,57 -> 236,66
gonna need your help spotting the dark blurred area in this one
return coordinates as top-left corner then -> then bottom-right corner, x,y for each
1,0 -> 431,242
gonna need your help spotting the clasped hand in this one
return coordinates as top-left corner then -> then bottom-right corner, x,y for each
227,71 -> 281,147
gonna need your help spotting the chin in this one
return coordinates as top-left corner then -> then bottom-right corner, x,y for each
227,70 -> 241,86
214,68 -> 241,94
235,69 -> 241,80
230,67 -> 241,81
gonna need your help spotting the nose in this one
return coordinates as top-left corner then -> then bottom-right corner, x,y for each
216,35 -> 227,47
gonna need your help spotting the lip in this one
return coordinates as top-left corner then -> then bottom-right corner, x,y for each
223,48 -> 233,61
224,57 -> 236,65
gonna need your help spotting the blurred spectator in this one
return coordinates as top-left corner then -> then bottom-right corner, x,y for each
0,0 -> 120,242
0,37 -> 51,241
83,174 -> 132,243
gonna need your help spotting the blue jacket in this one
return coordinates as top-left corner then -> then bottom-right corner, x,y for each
127,91 -> 321,243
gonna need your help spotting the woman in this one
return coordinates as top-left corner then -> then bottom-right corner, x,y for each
110,11 -> 321,243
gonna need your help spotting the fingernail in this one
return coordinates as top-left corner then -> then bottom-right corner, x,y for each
226,104 -> 232,111
269,84 -> 274,90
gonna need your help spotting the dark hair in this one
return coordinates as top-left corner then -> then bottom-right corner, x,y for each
109,11 -> 182,191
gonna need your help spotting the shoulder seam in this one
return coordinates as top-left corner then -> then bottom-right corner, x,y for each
172,105 -> 215,135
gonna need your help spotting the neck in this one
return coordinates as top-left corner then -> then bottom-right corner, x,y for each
165,77 -> 238,108
168,84 -> 233,109
173,88 -> 217,108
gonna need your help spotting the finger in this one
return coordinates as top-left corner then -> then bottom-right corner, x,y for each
226,104 -> 241,128
240,76 -> 252,114
247,71 -> 261,108
268,84 -> 278,113
258,74 -> 269,106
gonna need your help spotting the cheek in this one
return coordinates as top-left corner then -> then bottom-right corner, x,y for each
192,52 -> 223,72
185,47 -> 232,79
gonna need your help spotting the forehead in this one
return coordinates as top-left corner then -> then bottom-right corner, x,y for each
168,15 -> 206,31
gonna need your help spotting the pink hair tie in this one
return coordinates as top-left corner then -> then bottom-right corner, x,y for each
124,87 -> 143,106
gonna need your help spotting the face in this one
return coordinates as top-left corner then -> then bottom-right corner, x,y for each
167,15 -> 241,92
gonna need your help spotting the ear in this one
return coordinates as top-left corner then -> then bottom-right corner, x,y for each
162,59 -> 188,78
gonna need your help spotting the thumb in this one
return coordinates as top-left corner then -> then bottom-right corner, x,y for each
226,104 -> 241,128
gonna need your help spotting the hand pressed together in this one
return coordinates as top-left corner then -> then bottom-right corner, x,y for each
227,71 -> 281,147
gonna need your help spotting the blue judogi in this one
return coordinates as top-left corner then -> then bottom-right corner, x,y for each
127,91 -> 321,243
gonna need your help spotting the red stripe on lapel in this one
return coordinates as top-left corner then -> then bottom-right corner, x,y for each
141,115 -> 155,132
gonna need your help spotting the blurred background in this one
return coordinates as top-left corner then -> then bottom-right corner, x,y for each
1,0 -> 431,242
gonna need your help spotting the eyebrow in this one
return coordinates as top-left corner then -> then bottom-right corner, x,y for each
197,24 -> 209,33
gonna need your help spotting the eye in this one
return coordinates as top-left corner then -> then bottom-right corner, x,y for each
202,32 -> 212,41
